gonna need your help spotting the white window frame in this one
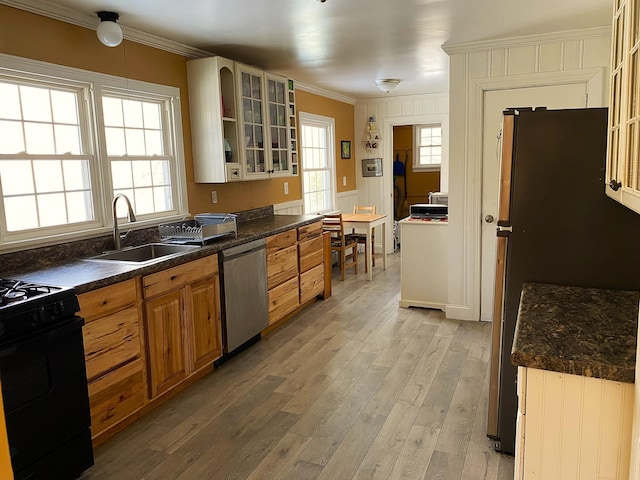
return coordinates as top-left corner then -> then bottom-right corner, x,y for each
413,123 -> 443,172
299,112 -> 336,214
0,53 -> 188,251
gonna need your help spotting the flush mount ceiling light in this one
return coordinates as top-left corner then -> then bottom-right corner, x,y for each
96,11 -> 123,47
375,79 -> 401,93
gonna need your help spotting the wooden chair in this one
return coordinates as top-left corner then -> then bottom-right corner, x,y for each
322,213 -> 358,281
347,205 -> 376,272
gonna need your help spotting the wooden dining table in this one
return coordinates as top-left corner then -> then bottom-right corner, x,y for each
341,213 -> 387,281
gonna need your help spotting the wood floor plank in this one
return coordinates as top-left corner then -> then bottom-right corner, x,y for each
460,363 -> 503,480
81,253 -> 514,480
287,350 -> 378,436
435,357 -> 488,456
352,403 -> 421,480
245,433 -> 312,480
282,460 -> 324,480
423,449 -> 465,480
388,423 -> 441,480
294,364 -> 390,466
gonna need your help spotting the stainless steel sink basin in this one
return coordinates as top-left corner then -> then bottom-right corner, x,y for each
87,243 -> 200,264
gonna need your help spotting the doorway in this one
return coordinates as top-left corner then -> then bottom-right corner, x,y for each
392,125 -> 442,221
479,84 -> 588,322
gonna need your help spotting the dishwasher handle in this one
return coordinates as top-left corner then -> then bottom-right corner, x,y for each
221,238 -> 266,261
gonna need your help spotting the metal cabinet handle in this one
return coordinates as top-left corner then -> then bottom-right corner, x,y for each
484,215 -> 495,223
609,180 -> 622,191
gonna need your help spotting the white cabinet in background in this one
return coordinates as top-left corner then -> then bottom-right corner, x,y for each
399,218 -> 447,311
187,56 -> 242,183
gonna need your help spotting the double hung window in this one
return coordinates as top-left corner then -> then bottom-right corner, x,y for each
299,112 -> 335,214
0,55 -> 186,247
413,124 -> 442,171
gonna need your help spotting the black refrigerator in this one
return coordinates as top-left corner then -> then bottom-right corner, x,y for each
487,107 -> 640,455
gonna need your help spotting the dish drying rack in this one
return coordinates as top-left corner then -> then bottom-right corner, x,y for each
158,213 -> 237,244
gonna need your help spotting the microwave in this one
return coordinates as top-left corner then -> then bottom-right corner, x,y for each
410,203 -> 448,219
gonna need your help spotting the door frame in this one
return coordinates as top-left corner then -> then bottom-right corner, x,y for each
457,67 -> 605,321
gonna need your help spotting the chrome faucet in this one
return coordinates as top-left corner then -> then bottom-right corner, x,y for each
112,194 -> 137,250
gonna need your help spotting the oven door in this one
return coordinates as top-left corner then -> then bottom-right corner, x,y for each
0,316 -> 93,480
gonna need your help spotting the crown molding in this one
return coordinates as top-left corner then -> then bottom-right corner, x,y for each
442,26 -> 611,55
1,0 -> 213,58
295,81 -> 356,105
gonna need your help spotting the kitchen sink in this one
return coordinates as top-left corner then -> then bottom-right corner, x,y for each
87,243 -> 200,264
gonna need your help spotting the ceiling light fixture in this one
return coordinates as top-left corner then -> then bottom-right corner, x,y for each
96,11 -> 123,47
375,79 -> 401,93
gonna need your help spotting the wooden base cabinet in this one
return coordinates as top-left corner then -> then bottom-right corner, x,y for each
143,255 -> 222,399
298,220 -> 324,303
79,278 -> 146,441
266,230 -> 299,324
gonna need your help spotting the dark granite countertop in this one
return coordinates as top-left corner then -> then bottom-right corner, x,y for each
511,283 -> 640,383
1,212 -> 322,294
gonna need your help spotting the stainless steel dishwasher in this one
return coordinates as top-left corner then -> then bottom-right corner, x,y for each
219,238 -> 269,353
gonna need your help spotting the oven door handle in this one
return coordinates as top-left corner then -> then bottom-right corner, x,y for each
0,316 -> 84,358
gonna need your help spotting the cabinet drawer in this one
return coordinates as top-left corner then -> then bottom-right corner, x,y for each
268,276 -> 299,324
298,221 -> 323,241
79,279 -> 138,321
300,264 -> 324,304
88,358 -> 145,438
298,235 -> 323,273
267,244 -> 298,289
83,307 -> 141,382
266,229 -> 297,255
143,255 -> 218,299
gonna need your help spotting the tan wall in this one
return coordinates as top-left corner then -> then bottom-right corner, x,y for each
296,90 -> 356,193
392,125 -> 440,218
0,6 -> 354,214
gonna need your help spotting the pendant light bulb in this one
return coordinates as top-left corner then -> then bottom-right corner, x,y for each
96,11 -> 123,47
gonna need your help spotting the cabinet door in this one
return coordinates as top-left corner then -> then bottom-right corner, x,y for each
265,73 -> 290,176
606,0 -> 640,213
186,275 -> 223,372
268,276 -> 299,325
145,290 -> 187,398
237,63 -> 268,179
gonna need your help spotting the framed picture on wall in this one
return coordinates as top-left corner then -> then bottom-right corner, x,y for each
341,140 -> 351,159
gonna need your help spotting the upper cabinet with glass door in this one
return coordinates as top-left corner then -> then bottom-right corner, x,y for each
237,64 -> 268,179
187,56 -> 241,183
265,72 -> 290,177
236,64 -> 291,179
606,0 -> 640,214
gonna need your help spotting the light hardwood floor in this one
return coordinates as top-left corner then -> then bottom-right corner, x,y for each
81,252 -> 514,480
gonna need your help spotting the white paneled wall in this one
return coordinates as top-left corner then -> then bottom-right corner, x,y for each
517,367 -> 633,480
354,93 -> 449,256
274,200 -> 304,215
444,27 -> 611,320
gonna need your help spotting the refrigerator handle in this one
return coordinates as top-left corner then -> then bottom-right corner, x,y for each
496,220 -> 512,237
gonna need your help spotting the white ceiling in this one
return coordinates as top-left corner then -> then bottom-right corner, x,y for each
6,0 -> 612,99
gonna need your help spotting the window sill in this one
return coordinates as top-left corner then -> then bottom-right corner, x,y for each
412,165 -> 441,173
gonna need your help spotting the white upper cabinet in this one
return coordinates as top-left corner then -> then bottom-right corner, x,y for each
265,72 -> 291,177
606,0 -> 640,213
186,56 -> 241,183
187,57 -> 294,183
236,63 -> 292,179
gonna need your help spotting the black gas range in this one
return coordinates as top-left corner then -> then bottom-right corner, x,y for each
0,278 -> 94,480
0,279 -> 80,343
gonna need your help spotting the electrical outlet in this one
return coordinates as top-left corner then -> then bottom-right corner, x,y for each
284,182 -> 289,195
343,176 -> 347,186
211,191 -> 217,203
